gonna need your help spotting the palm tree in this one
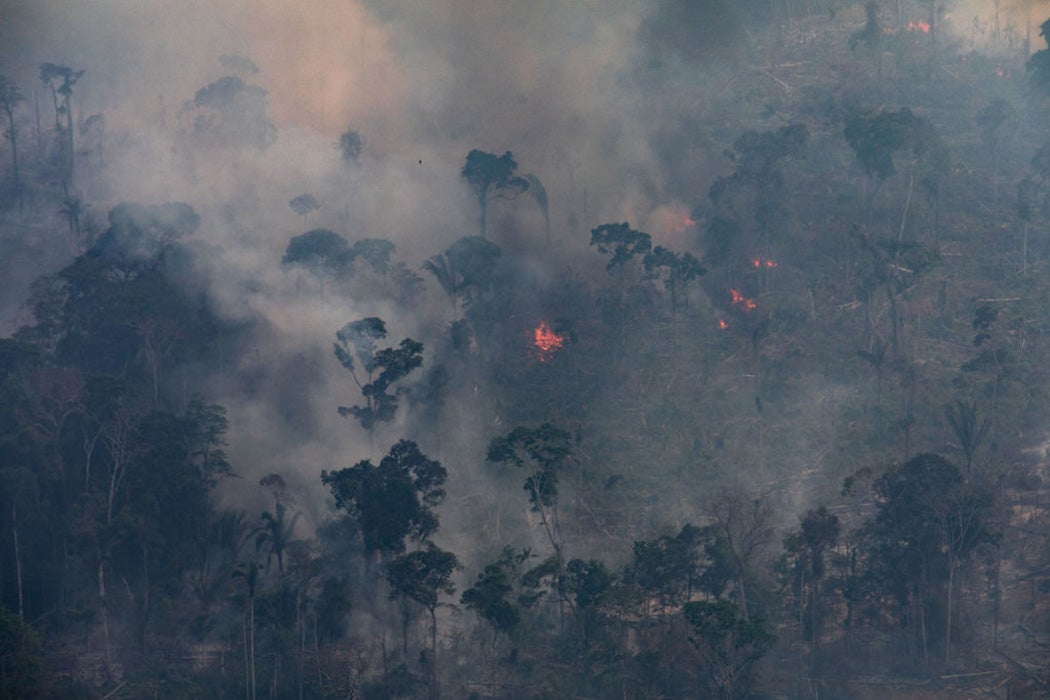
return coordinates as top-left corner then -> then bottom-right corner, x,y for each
422,253 -> 458,320
255,502 -> 301,576
233,561 -> 262,700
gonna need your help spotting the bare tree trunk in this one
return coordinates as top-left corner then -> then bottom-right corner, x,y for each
12,505 -> 23,620
98,557 -> 110,663
249,595 -> 256,700
945,557 -> 955,665
429,607 -> 439,700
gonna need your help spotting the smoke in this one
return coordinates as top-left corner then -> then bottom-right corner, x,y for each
9,0 -> 1043,564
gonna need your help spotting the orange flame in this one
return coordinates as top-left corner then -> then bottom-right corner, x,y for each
719,319 -> 728,330
908,20 -> 930,33
668,215 -> 698,235
729,288 -> 757,311
534,322 -> 565,361
752,257 -> 778,268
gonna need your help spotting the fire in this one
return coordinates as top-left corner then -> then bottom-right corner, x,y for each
751,258 -> 777,268
908,20 -> 930,33
719,319 -> 728,330
533,322 -> 565,361
668,214 -> 698,235
729,288 -> 756,311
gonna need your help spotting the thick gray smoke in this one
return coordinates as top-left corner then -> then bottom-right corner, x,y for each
4,0 -> 1047,548
0,0 -> 728,524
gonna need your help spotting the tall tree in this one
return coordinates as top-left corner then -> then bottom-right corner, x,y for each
385,543 -> 459,698
487,422 -> 575,625
321,440 -> 447,560
282,228 -> 351,299
866,453 -> 992,668
39,63 -> 83,187
706,488 -> 774,621
461,149 -> 528,237
1027,18 -> 1050,95
0,75 -> 23,207
683,599 -> 775,700
333,317 -> 423,449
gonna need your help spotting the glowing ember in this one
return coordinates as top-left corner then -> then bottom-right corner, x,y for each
908,20 -> 930,33
719,319 -> 728,330
729,288 -> 757,311
751,257 -> 778,268
533,322 -> 565,361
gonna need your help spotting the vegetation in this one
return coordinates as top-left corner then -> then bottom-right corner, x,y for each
2,3 -> 1050,698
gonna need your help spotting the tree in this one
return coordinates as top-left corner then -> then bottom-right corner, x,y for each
288,193 -> 320,221
233,560 -> 262,700
590,222 -> 652,271
385,543 -> 459,697
461,149 -> 528,237
321,440 -> 447,559
487,424 -> 574,566
523,173 -> 550,243
844,108 -> 944,240
281,228 -> 351,299
338,128 -> 363,163
705,124 -> 807,278
1026,18 -> 1050,95
0,74 -> 23,207
866,453 -> 992,668
643,245 -> 706,363
39,62 -> 83,187
706,488 -> 774,621
333,317 -> 424,447
460,548 -> 527,643
0,605 -> 41,698
944,400 -> 990,476
778,506 -> 840,645
683,599 -> 775,700
423,236 -> 503,324
256,501 -> 301,577
184,75 -> 276,150
627,523 -> 713,614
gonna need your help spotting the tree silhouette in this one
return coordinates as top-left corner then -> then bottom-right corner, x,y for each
333,317 -> 423,448
683,599 -> 775,700
282,228 -> 351,298
288,193 -> 320,222
338,128 -> 363,163
39,63 -> 83,188
945,400 -> 990,476
423,236 -> 503,320
1027,18 -> 1050,95
0,75 -> 22,208
461,149 -> 528,237
386,543 -> 459,697
867,453 -> 992,668
487,424 -> 574,573
321,440 -> 447,558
